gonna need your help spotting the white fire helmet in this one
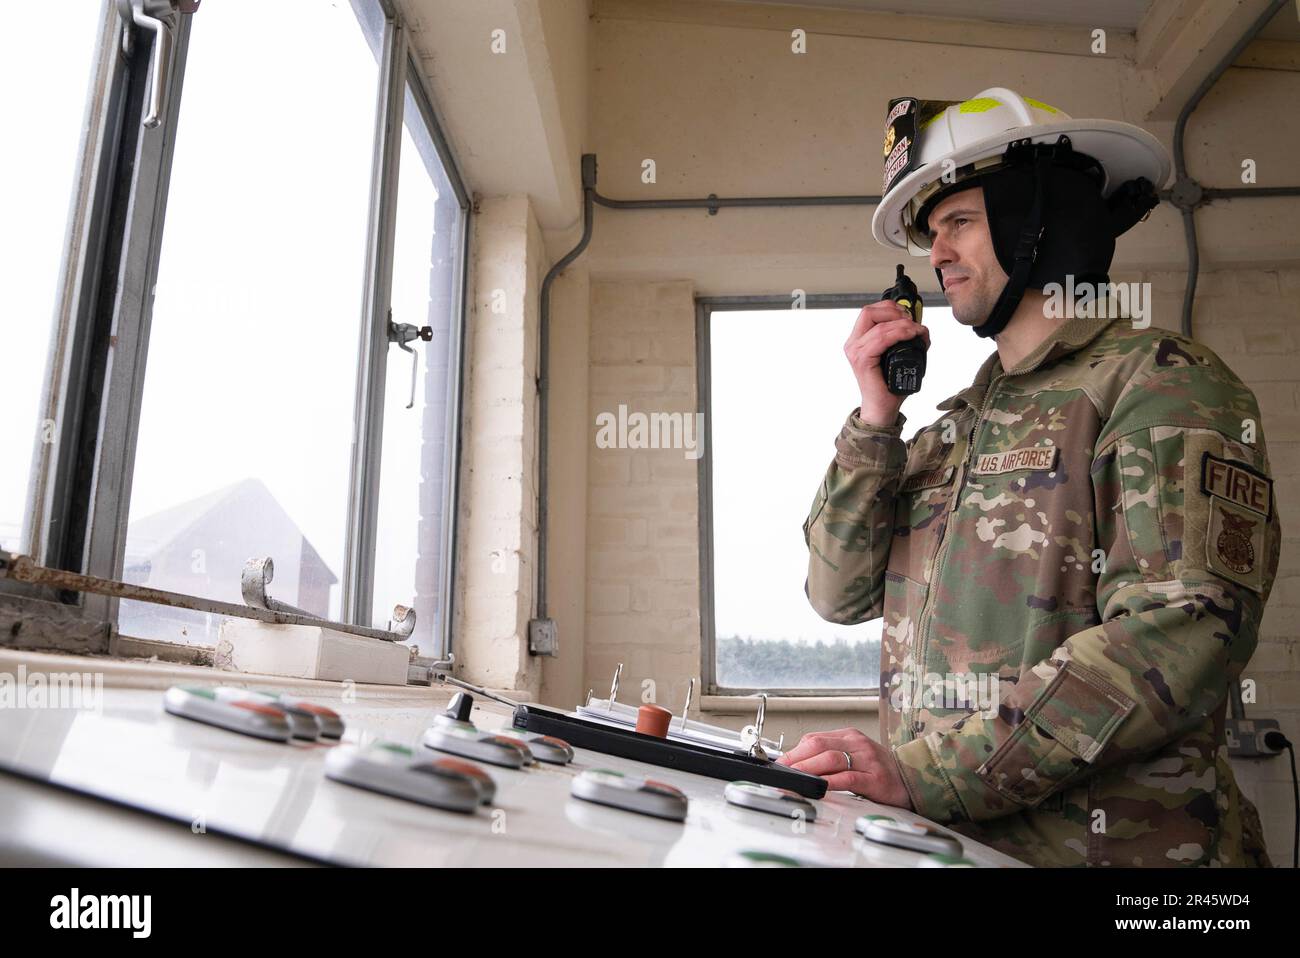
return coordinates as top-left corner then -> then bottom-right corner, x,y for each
872,87 -> 1172,255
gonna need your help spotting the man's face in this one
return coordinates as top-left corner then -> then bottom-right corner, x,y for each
925,187 -> 1008,327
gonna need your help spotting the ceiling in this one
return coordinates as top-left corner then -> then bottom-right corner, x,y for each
1261,4 -> 1300,40
720,0 -> 1154,29
722,0 -> 1300,39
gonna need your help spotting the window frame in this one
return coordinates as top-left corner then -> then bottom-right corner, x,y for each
2,0 -> 471,667
360,53 -> 472,656
696,291 -> 948,698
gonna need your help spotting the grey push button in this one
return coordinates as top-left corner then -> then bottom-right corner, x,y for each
325,743 -> 481,812
571,769 -> 688,821
724,781 -> 817,821
855,814 -> 962,857
423,721 -> 531,768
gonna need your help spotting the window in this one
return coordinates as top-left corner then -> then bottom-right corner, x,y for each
702,297 -> 983,693
0,0 -> 469,664
0,1 -> 107,556
120,0 -> 385,645
371,77 -> 466,656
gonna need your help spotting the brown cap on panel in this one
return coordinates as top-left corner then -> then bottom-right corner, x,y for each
635,704 -> 672,738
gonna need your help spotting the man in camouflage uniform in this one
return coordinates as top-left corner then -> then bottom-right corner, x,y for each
779,89 -> 1278,867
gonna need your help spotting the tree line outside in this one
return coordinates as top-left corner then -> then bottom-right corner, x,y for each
717,634 -> 881,690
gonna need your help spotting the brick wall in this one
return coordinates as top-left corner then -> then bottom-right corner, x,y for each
1160,266 -> 1300,860
453,195 -> 543,696
584,280 -> 701,714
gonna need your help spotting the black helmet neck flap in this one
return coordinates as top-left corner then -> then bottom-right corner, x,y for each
915,135 -> 1158,338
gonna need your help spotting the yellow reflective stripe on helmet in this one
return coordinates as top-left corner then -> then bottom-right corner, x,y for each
953,95 -> 1059,115
958,97 -> 1002,114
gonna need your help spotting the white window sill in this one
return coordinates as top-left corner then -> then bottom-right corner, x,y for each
699,694 -> 879,714
0,647 -> 533,709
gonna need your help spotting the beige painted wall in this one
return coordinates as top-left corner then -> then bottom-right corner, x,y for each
438,0 -> 1300,862
454,194 -> 544,697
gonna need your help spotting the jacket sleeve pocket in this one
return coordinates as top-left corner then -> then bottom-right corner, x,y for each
977,662 -> 1136,806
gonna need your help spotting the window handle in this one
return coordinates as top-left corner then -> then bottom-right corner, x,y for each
117,0 -> 199,129
388,315 -> 433,410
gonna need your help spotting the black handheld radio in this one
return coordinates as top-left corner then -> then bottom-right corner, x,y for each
879,263 -> 926,395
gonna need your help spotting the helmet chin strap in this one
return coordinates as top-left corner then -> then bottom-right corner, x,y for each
943,148 -> 1054,340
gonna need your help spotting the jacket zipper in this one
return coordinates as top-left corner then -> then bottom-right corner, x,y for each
903,376 -> 1002,744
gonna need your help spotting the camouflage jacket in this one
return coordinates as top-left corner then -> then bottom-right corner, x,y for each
803,312 -> 1279,867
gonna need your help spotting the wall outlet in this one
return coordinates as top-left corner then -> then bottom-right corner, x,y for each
1225,717 -> 1282,757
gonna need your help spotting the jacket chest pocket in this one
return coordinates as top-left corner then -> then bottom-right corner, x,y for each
888,441 -> 960,586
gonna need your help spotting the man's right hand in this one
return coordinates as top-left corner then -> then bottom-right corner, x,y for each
844,300 -> 930,428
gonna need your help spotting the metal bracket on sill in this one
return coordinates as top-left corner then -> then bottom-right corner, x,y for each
408,652 -> 456,686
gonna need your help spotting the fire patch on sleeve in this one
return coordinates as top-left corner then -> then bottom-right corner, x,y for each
1200,452 -> 1272,592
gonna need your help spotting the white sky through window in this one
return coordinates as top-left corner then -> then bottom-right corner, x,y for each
0,2 -> 104,552
709,302 -> 990,648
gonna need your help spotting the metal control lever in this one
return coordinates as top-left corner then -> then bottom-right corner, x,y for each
435,673 -> 523,711
388,315 -> 433,409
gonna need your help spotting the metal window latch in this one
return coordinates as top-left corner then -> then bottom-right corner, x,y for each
116,0 -> 199,129
387,314 -> 433,409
